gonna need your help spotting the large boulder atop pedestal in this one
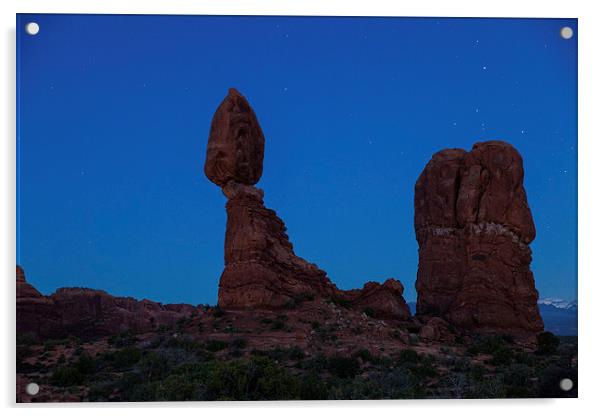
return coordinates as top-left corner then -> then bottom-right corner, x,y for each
204,88 -> 265,187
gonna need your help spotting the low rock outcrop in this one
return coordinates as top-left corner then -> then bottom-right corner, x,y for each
343,279 -> 411,320
414,141 -> 543,335
16,266 -> 200,340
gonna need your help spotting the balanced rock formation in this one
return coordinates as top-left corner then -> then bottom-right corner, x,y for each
17,266 -> 199,340
414,141 -> 543,335
205,89 -> 410,318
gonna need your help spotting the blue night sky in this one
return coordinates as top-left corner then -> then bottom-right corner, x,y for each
17,14 -> 577,305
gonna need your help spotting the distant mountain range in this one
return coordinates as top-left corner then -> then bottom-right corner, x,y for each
537,298 -> 577,336
407,298 -> 577,336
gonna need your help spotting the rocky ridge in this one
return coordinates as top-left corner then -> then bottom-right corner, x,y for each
16,266 -> 199,340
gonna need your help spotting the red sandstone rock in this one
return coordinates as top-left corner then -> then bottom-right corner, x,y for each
418,317 -> 454,342
16,266 -> 200,340
343,279 -> 411,320
217,182 -> 338,308
204,88 -> 265,187
414,141 -> 543,335
16,266 -> 61,338
207,90 -> 410,319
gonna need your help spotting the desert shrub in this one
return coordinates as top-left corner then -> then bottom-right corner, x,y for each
137,352 -> 172,381
353,349 -> 374,363
536,331 -> 560,355
329,368 -> 422,400
412,360 -> 439,379
44,339 -> 62,351
330,296 -> 352,309
74,352 -> 97,374
362,307 -> 375,318
108,331 -> 138,348
450,356 -> 471,372
287,346 -> 305,360
157,324 -> 170,334
376,368 -> 423,399
408,333 -> 419,346
250,346 -> 302,362
537,365 -> 577,398
205,339 -> 228,352
127,382 -> 160,401
513,350 -> 536,366
200,356 -> 301,400
501,364 -> 536,398
270,320 -> 286,331
466,335 -> 508,356
299,371 -> 329,400
51,365 -> 84,387
440,346 -> 452,355
17,333 -> 37,346
88,380 -> 118,401
397,349 -> 419,365
165,334 -> 203,353
110,346 -> 143,369
464,374 -> 505,399
212,306 -> 225,318
351,326 -> 363,335
232,338 -> 247,349
301,353 -> 329,373
487,346 -> 514,366
327,355 -> 360,379
311,321 -> 321,330
155,373 -> 206,401
16,343 -> 33,363
291,292 -> 315,307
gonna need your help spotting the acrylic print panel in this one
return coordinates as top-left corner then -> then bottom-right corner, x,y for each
16,14 -> 577,402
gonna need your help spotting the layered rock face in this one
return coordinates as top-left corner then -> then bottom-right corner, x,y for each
17,266 -> 199,340
218,181 -> 337,308
205,89 -> 410,317
414,141 -> 543,334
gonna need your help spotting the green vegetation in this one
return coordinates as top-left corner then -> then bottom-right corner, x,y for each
22,329 -> 577,401
536,331 -> 560,355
